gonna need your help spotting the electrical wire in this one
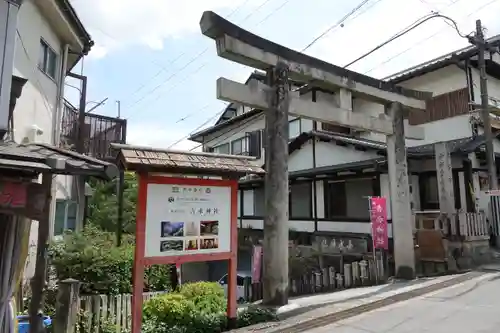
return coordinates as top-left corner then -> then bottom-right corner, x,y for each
343,12 -> 471,69
301,0 -> 373,52
122,0 -> 276,118
168,0 -> 386,149
364,0 -> 499,75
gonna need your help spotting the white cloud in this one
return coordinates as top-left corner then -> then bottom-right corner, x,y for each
70,0 -> 264,58
126,122 -> 201,151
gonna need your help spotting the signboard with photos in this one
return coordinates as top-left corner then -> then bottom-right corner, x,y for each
144,183 -> 232,258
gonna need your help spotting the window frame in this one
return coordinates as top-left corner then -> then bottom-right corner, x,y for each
38,39 -> 58,80
213,142 -> 230,154
54,199 -> 77,236
289,181 -> 313,219
288,118 -> 301,139
231,136 -> 248,155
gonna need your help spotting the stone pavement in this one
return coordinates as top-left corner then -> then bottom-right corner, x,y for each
231,271 -> 497,333
308,270 -> 500,332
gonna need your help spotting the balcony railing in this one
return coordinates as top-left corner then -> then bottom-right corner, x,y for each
60,100 -> 127,161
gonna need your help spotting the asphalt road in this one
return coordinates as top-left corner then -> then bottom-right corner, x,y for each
306,272 -> 500,333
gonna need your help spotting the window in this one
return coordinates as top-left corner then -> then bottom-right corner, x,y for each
38,39 -> 58,80
424,175 -> 439,204
54,199 -> 77,236
254,187 -> 265,216
231,137 -> 248,155
289,119 -> 301,139
324,179 -> 373,219
213,143 -> 230,154
289,182 -> 312,218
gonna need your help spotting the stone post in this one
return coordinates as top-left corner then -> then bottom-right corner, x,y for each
54,279 -> 81,333
386,102 -> 416,279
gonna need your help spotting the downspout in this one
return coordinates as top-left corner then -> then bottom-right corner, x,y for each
48,44 -> 69,239
311,90 -> 318,233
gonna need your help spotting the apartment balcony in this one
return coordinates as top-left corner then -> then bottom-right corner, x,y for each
60,100 -> 127,161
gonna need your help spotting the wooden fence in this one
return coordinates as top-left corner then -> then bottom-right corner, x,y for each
413,210 -> 490,241
78,292 -> 167,333
75,258 -> 384,332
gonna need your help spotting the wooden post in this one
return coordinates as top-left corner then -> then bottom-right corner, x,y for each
29,173 -> 53,333
262,61 -> 290,306
54,279 -> 81,333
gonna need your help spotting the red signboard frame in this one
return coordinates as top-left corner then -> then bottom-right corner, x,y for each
131,174 -> 239,333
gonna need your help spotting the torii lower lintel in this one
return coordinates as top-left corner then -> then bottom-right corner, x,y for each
216,77 -> 425,140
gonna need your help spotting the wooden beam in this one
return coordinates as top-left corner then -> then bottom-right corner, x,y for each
200,11 -> 432,110
217,78 -> 425,140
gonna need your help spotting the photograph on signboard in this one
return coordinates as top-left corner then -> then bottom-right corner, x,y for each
200,220 -> 219,236
160,240 -> 183,252
185,239 -> 199,251
200,238 -> 218,249
144,183 -> 232,258
161,221 -> 184,238
185,221 -> 199,236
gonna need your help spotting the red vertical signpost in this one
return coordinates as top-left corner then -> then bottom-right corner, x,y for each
369,197 -> 388,281
131,175 -> 239,333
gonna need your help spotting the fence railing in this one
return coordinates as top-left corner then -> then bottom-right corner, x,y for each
413,210 -> 489,241
245,258 -> 383,303
79,291 -> 167,333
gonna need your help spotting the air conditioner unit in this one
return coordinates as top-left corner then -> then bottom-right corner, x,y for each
21,124 -> 44,144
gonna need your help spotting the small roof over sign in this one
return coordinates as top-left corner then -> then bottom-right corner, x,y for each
112,143 -> 265,177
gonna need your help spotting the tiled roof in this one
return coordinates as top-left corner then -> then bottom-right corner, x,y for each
290,131 -> 495,158
0,141 -> 117,179
385,34 -> 500,83
112,143 -> 265,176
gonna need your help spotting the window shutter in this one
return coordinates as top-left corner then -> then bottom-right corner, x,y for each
247,131 -> 262,158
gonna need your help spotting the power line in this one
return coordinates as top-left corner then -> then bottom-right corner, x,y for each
123,0 -> 291,121
301,0 -> 374,52
364,0 -> 498,75
168,0 -> 385,150
121,0 -> 274,118
343,12 -> 471,69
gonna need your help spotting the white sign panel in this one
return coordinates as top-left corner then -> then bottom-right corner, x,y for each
144,183 -> 232,258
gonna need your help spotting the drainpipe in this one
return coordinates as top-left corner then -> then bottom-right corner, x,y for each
48,44 -> 69,239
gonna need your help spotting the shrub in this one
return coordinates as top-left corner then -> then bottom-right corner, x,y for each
50,225 -> 171,294
178,282 -> 226,313
143,282 -> 277,333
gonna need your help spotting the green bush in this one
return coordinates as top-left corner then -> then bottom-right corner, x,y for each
142,282 -> 277,333
49,225 -> 171,294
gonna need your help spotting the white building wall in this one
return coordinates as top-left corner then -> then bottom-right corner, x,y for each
14,0 -> 60,145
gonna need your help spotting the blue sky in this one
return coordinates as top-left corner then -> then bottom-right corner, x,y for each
66,0 -> 500,150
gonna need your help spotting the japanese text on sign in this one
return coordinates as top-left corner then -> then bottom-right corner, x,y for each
370,197 -> 388,250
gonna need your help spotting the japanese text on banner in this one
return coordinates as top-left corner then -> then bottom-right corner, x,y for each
370,197 -> 388,250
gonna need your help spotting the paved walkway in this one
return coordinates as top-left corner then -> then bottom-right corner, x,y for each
232,271 -> 498,333
307,271 -> 500,332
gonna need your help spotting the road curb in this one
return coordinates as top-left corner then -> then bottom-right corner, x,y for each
234,272 -> 483,333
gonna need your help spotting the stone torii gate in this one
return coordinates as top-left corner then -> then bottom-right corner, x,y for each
199,11 -> 432,305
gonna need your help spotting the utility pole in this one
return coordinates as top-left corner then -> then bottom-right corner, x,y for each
67,72 -> 88,232
262,61 -> 290,306
116,100 -> 121,118
471,20 -> 497,190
